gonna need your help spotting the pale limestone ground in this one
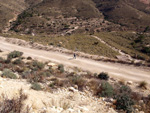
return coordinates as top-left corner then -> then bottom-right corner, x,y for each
0,77 -> 116,113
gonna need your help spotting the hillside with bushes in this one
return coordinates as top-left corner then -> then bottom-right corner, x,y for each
1,0 -> 150,33
0,50 -> 150,113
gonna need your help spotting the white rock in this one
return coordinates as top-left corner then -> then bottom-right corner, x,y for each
127,81 -> 133,85
48,62 -> 57,67
68,108 -> 74,112
69,87 -> 78,92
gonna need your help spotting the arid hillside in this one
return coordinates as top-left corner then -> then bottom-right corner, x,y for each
93,0 -> 150,31
1,0 -> 150,34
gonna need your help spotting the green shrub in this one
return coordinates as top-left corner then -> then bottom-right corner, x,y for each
42,71 -> 51,77
98,72 -> 109,80
13,58 -> 23,64
7,51 -> 23,59
58,64 -> 64,73
31,82 -> 42,91
119,85 -> 131,94
32,60 -> 45,70
100,81 -> 114,97
2,69 -> 17,79
115,94 -> 134,112
22,70 -> 31,79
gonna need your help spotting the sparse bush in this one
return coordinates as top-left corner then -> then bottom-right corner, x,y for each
4,59 -> 11,64
119,79 -> 126,85
7,51 -> 23,60
13,58 -> 23,65
0,57 -> 4,63
27,71 -> 46,83
138,81 -> 147,89
69,76 -> 86,90
49,79 -> 65,88
93,73 -> 97,77
98,72 -> 109,80
22,70 -> 31,79
99,81 -> 114,97
42,71 -> 51,77
32,60 -> 45,70
0,89 -> 28,113
119,85 -> 131,94
31,82 -> 42,91
58,64 -> 64,73
49,82 -> 55,88
115,94 -> 134,113
27,56 -> 32,60
2,69 -> 17,79
88,79 -> 101,95
142,95 -> 150,113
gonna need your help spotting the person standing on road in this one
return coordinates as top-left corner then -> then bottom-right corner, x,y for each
74,53 -> 76,59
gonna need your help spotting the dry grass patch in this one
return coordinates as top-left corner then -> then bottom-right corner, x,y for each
0,89 -> 29,113
95,32 -> 150,60
1,33 -> 119,58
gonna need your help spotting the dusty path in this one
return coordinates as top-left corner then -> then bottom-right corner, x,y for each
0,38 -> 150,83
92,35 -> 133,61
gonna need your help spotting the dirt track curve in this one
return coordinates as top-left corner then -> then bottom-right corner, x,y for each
0,38 -> 150,83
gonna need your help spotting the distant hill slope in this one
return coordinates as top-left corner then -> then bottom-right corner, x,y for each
0,0 -> 43,32
0,0 -> 27,31
11,0 -> 106,34
93,0 -> 150,31
1,0 -> 150,33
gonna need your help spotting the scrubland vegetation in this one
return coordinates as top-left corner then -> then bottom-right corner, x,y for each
1,33 -> 119,58
95,32 -> 150,61
0,51 -> 150,113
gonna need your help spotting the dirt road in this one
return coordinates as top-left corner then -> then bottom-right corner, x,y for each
0,38 -> 150,83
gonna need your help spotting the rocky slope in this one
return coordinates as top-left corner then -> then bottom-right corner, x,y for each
1,0 -> 150,34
